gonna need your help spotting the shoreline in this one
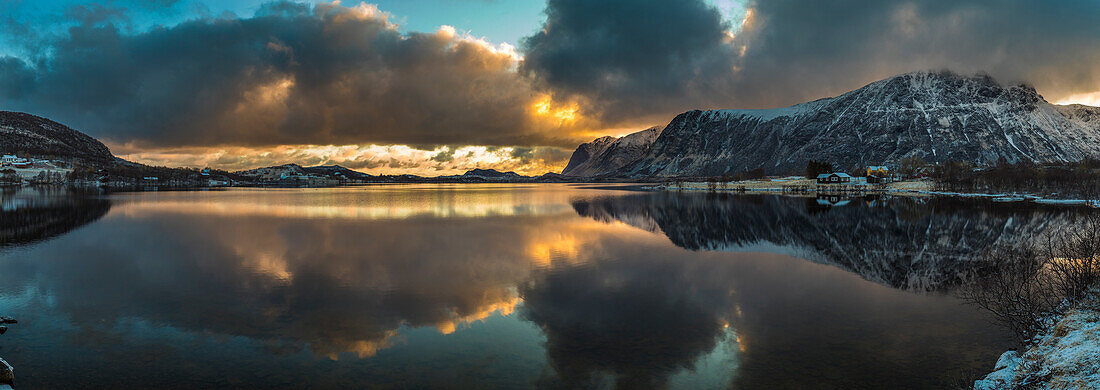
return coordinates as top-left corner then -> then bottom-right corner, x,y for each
651,179 -> 1100,208
5,179 -> 1099,208
5,178 -> 1100,208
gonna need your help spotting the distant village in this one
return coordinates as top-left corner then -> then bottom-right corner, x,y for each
1,154 -> 70,185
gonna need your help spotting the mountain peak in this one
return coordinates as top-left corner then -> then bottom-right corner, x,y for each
463,168 -> 522,178
566,70 -> 1100,178
562,126 -> 663,177
860,70 -> 1043,108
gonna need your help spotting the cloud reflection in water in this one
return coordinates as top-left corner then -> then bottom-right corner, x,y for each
0,185 -> 1023,388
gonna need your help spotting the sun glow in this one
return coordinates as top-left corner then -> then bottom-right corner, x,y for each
528,233 -> 582,267
532,94 -> 579,124
1056,91 -> 1100,106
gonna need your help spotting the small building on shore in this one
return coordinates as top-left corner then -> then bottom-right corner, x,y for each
866,166 -> 889,177
816,172 -> 852,184
2,155 -> 27,167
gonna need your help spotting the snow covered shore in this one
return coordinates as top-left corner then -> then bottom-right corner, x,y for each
975,292 -> 1100,389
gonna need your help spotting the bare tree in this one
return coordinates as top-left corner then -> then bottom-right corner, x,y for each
961,245 -> 1060,343
961,214 -> 1100,344
1043,214 -> 1100,306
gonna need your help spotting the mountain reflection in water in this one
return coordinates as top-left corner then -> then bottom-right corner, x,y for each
1,186 -> 110,248
1,185 -> 1077,389
572,191 -> 1090,291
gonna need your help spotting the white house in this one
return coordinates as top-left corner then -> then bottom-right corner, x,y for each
816,172 -> 852,184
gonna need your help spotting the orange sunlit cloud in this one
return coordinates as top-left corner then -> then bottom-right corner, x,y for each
110,143 -> 575,176
532,94 -> 580,124
1056,91 -> 1100,106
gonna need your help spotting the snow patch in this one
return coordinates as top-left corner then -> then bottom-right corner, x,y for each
712,98 -> 831,121
975,292 -> 1100,389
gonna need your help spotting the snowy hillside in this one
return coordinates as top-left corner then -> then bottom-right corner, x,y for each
562,126 -> 662,177
567,71 -> 1100,177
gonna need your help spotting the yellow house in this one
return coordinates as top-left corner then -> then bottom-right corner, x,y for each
867,166 -> 889,177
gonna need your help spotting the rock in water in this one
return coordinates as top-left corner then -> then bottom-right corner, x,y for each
0,356 -> 11,388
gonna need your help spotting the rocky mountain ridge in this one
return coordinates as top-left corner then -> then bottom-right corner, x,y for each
0,111 -> 114,163
452,168 -> 525,180
566,71 -> 1100,177
234,164 -> 378,181
562,126 -> 662,177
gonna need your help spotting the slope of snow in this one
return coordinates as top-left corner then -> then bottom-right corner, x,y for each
603,71 -> 1100,178
562,126 -> 662,177
712,98 -> 832,122
976,291 -> 1100,389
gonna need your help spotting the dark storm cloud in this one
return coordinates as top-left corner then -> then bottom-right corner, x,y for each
521,0 -> 1100,125
0,1 -> 559,148
732,0 -> 1100,107
0,57 -> 35,99
521,0 -> 742,124
431,147 -> 456,162
3,0 -> 1099,152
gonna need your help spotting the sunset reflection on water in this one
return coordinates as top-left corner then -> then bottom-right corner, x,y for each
0,185 -> 1025,389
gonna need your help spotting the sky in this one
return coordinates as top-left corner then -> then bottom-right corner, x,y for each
0,0 -> 1098,175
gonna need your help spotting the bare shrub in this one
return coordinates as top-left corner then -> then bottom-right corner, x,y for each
1043,213 -> 1100,305
962,245 -> 1060,343
962,214 -> 1100,344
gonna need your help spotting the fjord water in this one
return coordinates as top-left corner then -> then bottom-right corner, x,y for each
0,184 -> 1046,389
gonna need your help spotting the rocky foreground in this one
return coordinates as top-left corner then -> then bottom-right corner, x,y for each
975,291 -> 1100,389
0,315 -> 15,389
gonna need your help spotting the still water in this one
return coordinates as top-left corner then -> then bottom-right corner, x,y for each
3,184 -> 1071,389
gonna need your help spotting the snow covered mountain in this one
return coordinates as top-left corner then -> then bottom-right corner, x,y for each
570,71 -> 1100,177
234,164 -> 375,181
561,126 -> 662,177
456,168 -> 525,180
